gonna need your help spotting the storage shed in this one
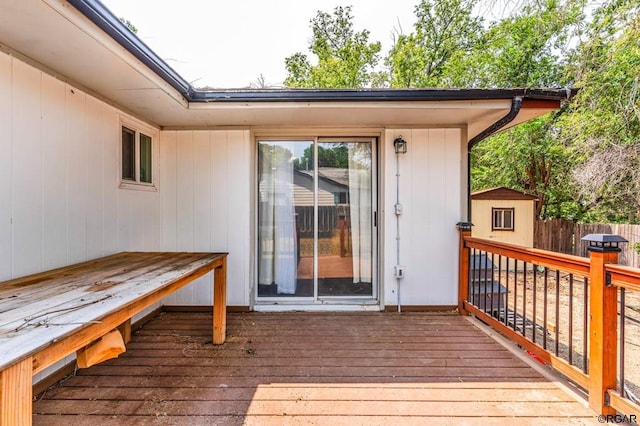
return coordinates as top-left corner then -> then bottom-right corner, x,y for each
471,187 -> 538,247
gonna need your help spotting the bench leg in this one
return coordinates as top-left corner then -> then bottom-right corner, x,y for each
213,257 -> 227,345
0,357 -> 32,426
118,319 -> 132,344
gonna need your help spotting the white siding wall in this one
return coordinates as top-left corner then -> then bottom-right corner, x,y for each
160,130 -> 252,307
1,51 -> 466,315
0,52 -> 162,281
162,129 -> 464,308
0,52 -> 164,383
383,129 -> 465,307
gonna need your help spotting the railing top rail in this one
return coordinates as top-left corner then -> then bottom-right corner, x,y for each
463,236 -> 590,276
605,263 -> 640,292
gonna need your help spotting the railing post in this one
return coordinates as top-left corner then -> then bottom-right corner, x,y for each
583,234 -> 627,415
457,222 -> 473,316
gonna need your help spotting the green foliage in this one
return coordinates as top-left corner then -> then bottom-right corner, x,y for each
295,145 -> 349,170
558,0 -> 640,222
119,17 -> 138,34
387,0 -> 483,87
468,0 -> 584,219
283,0 -> 640,224
460,0 -> 581,87
284,6 -> 382,88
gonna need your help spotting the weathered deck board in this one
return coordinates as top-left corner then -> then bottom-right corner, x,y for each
0,253 -> 224,372
33,312 -> 596,424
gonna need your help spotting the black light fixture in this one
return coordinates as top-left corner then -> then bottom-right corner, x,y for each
393,136 -> 407,154
581,234 -> 628,252
456,222 -> 474,232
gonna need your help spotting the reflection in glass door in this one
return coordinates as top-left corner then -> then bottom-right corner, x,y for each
257,138 -> 376,301
317,140 -> 373,297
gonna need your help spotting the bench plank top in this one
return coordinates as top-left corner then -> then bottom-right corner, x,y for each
0,252 -> 226,372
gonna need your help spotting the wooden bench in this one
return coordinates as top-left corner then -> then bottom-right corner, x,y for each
0,251 -> 227,426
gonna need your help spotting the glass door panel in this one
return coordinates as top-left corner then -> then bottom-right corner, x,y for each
257,140 -> 313,298
257,138 -> 375,301
317,141 -> 373,297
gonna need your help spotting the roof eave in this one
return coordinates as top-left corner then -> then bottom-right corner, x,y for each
67,0 -> 576,105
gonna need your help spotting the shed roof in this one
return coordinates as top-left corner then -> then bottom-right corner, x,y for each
471,187 -> 539,201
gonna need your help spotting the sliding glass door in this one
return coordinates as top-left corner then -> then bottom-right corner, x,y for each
257,138 -> 376,301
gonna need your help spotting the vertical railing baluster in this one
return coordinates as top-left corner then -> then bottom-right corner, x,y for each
533,265 -> 537,344
523,262 -> 528,338
620,288 -> 626,397
483,251 -> 489,314
498,254 -> 503,321
583,277 -> 589,374
513,259 -> 519,332
471,249 -> 481,306
569,274 -> 574,366
490,252 -> 496,316
555,269 -> 560,357
504,257 -> 510,326
543,267 -> 548,350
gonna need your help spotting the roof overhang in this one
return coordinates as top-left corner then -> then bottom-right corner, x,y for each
0,0 -> 573,140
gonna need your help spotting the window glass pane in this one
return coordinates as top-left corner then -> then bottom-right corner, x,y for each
122,127 -> 135,181
139,133 -> 152,183
493,210 -> 502,228
504,210 -> 513,229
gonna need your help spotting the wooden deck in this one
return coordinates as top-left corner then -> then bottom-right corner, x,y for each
33,312 -> 596,425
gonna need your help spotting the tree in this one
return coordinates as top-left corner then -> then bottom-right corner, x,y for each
281,0 -> 640,223
559,0 -> 640,222
466,0 -> 584,218
387,0 -> 484,88
284,6 -> 382,88
457,0 -> 582,87
471,113 -> 580,218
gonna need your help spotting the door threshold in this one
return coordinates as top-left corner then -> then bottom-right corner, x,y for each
253,302 -> 382,312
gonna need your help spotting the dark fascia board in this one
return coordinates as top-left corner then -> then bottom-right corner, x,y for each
68,0 -> 193,98
189,87 -> 575,103
69,0 -> 576,104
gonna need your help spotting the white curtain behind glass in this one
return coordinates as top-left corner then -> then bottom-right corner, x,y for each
258,148 -> 297,294
347,143 -> 372,283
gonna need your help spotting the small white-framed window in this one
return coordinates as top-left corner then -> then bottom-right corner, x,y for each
119,121 -> 157,190
492,208 -> 514,231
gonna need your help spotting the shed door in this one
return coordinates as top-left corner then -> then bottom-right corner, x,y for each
256,138 -> 377,302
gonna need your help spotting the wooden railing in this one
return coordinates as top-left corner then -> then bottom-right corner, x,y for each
458,227 -> 640,417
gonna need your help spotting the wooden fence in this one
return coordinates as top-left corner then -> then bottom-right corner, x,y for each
535,219 -> 640,267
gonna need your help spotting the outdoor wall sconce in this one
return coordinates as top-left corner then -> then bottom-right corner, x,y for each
394,137 -> 408,154
581,233 -> 628,252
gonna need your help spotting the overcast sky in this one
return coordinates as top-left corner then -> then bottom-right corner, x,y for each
100,0 -> 420,88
